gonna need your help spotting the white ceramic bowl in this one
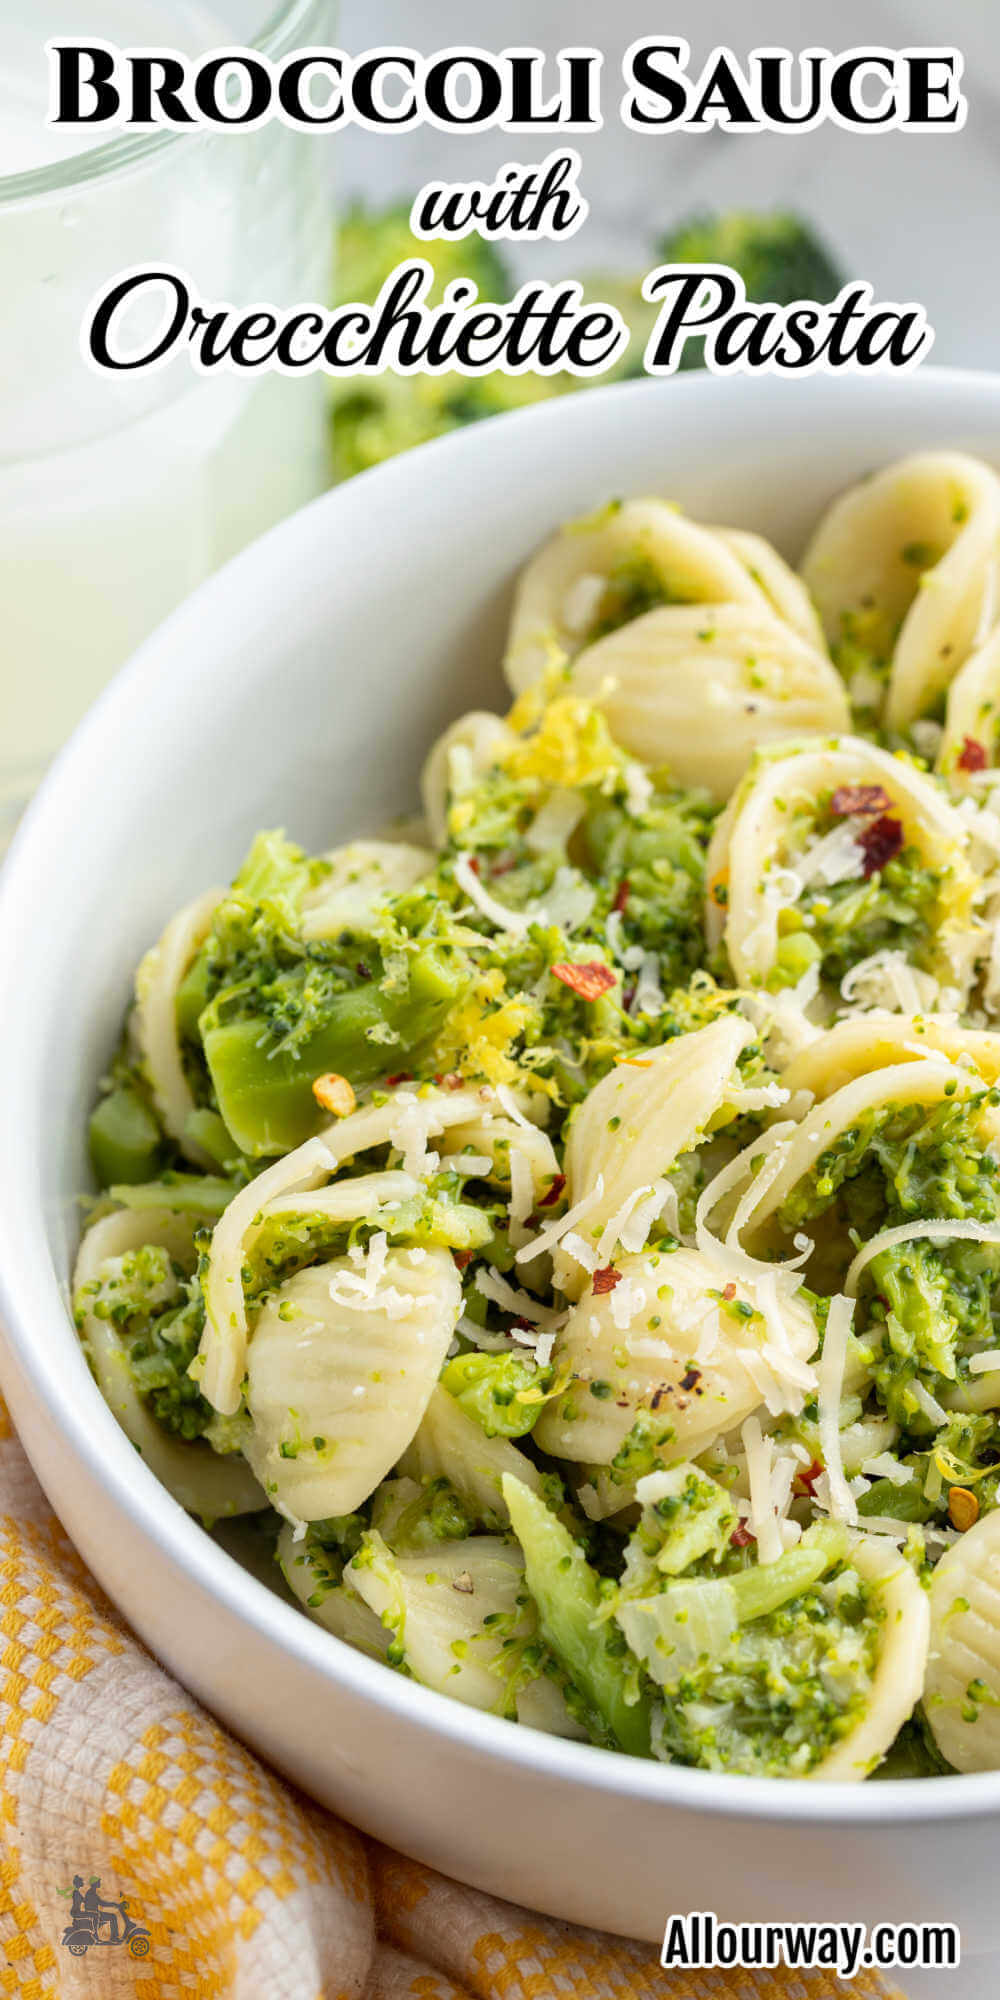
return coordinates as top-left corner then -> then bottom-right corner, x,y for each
3,370 -> 1000,1950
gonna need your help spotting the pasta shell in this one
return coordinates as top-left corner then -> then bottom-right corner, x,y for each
714,526 -> 827,650
740,1058 -> 986,1252
300,840 -> 434,940
781,1014 -> 1000,1102
704,736 -> 977,993
553,1016 -> 753,1300
133,887 -> 222,1168
398,1384 -> 544,1526
74,1208 -> 264,1519
503,500 -> 766,696
534,1245 -> 817,1469
567,604 -> 849,803
924,1509 -> 1000,1770
420,711 -> 518,847
346,1531 -> 530,1711
810,1534 -> 930,1779
938,624 -> 1000,782
800,451 -> 1000,729
244,1246 -> 462,1523
277,1523 -> 389,1660
199,1084 -> 500,1414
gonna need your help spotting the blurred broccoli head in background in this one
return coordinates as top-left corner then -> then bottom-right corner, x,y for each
329,203 -> 843,479
658,210 -> 843,308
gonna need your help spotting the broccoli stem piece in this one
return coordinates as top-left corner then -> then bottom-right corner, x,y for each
203,947 -> 466,1156
89,1087 -> 163,1187
727,1524 -> 847,1624
503,1473 -> 652,1756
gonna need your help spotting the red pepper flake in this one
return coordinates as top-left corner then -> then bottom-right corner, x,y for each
722,1282 -> 737,1302
386,1071 -> 413,1087
830,783 -> 892,818
612,878 -> 631,915
539,1173 -> 567,1208
592,1265 -> 622,1296
444,1071 -> 465,1091
491,853 -> 518,876
794,1458 -> 824,1498
958,735 -> 989,773
552,960 -> 617,1001
730,1523 -> 756,1548
510,1316 -> 535,1332
452,1249 -> 474,1271
679,1366 -> 702,1392
858,814 -> 904,879
466,855 -> 481,875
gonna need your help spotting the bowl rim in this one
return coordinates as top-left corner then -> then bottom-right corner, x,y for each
4,364 -> 1000,1826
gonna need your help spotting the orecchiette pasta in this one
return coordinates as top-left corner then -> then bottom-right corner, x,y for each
345,1529 -> 579,1725
713,526 -> 828,651
704,736 -> 978,1007
925,1510 -> 1000,1771
421,711 -> 519,846
398,1386 -> 544,1525
937,624 -> 1000,783
810,1535 -> 930,1780
82,451 -> 1000,1780
801,451 -> 1000,728
502,499 -> 769,696
245,1245 -> 462,1523
133,887 -> 222,1168
74,1208 -> 264,1519
552,1015 -> 752,1299
535,1245 -> 818,1471
277,1523 -> 389,1660
739,1058 -> 986,1250
301,840 -> 434,940
567,603 -> 849,803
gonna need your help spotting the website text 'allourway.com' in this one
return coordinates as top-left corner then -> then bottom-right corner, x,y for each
661,1911 -> 960,1980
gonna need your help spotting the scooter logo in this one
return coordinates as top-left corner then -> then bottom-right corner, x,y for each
58,1875 -> 151,1959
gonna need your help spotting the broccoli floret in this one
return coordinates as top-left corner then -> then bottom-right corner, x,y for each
657,210 -> 843,370
658,209 -> 842,305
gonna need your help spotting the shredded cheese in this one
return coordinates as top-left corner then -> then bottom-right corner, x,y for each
453,853 -> 538,935
741,1416 -> 782,1564
815,1293 -> 858,1525
474,1266 -> 564,1327
514,1174 -> 606,1265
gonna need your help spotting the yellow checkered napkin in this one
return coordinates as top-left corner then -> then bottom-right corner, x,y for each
0,1397 -> 906,2000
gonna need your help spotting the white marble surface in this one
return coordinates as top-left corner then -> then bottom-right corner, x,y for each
335,2 -> 1000,1986
337,0 -> 1000,368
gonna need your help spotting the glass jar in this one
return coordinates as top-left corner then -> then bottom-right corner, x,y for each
0,0 -> 336,838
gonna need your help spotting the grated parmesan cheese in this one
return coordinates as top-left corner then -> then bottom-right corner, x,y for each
815,1294 -> 858,1525
846,1217 -> 1000,1297
909,1379 -> 949,1427
474,1266 -> 564,1327
796,820 -> 867,889
595,1181 -> 670,1263
453,852 -> 538,935
741,1416 -> 782,1564
860,1451 -> 912,1486
514,1174 -> 606,1265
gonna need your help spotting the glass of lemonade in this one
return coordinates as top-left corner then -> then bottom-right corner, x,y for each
0,0 -> 336,838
